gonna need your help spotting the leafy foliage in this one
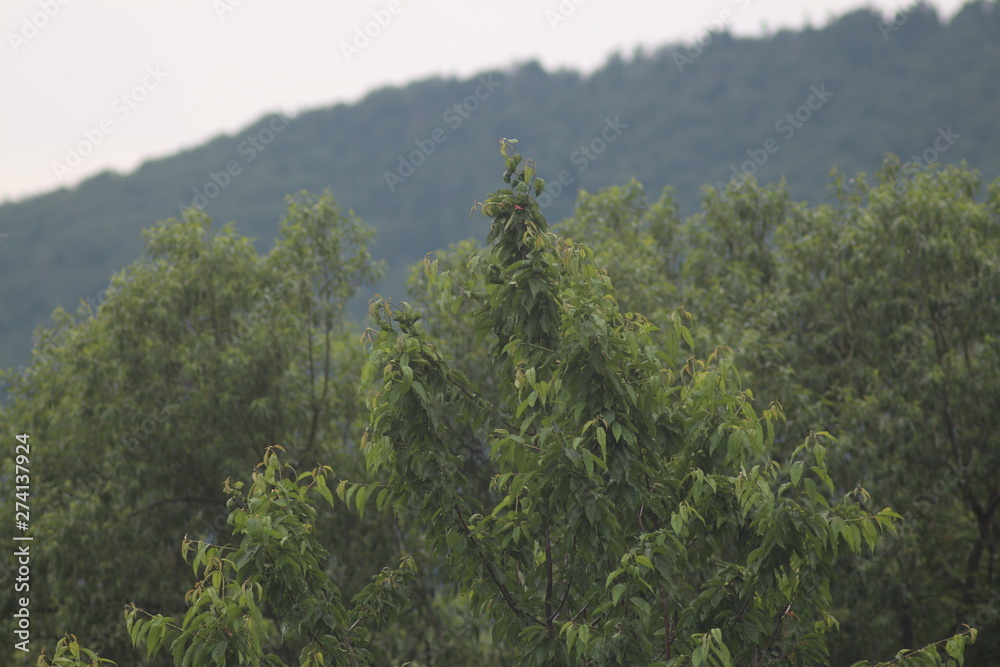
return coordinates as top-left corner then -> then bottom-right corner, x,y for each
8,141 -> 990,667
354,139 -> 968,665
1,192 -> 384,664
36,635 -> 117,667
4,2 -> 1000,373
124,446 -> 414,667
546,157 -> 1000,663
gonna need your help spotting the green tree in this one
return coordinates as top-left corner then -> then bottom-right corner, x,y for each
1,191 -> 384,665
770,159 -> 1000,663
355,140 -> 972,664
552,158 -> 1000,662
25,144 -> 982,667
122,446 -> 416,667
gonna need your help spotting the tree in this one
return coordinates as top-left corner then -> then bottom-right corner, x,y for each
122,445 -> 416,667
550,158 -> 1000,662
354,140 -> 972,664
1,192 -> 386,665
27,143 -> 980,666
767,159 -> 1000,663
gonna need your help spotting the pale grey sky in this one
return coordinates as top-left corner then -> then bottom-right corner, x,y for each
1,0 -> 969,203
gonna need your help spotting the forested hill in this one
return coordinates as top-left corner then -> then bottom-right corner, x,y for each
2,1 -> 999,371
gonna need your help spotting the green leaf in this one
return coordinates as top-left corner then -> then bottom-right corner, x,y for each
692,642 -> 709,667
315,477 -> 335,508
355,485 -> 371,519
671,511 -> 684,535
611,582 -> 627,605
711,637 -> 733,666
376,486 -> 391,511
945,636 -> 965,665
790,460 -> 804,486
630,596 -> 652,618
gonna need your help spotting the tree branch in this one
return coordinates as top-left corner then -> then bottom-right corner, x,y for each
544,519 -> 554,632
453,505 -> 543,626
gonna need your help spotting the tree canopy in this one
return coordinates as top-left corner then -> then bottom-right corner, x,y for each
5,140 -> 991,666
3,1 -> 1000,375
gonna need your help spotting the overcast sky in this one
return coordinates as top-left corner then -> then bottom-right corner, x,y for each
1,0 -> 970,203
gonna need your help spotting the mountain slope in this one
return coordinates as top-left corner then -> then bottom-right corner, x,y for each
2,1 -> 998,371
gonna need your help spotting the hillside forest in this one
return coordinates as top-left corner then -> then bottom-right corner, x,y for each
1,1 -> 999,370
2,138 -> 998,664
2,2 -> 999,666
